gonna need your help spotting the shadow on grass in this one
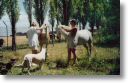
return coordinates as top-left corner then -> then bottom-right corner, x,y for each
47,60 -> 67,70
77,57 -> 120,75
17,67 -> 41,75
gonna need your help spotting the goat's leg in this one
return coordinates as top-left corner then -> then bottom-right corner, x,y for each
22,61 -> 25,73
27,62 -> 32,75
83,44 -> 90,58
92,45 -> 97,56
27,67 -> 31,75
22,66 -> 24,73
88,42 -> 94,60
27,64 -> 31,75
38,62 -> 43,70
89,43 -> 92,57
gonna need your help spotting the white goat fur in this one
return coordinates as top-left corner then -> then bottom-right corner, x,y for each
22,48 -> 46,73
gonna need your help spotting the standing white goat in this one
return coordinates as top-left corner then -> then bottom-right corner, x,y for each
21,48 -> 46,75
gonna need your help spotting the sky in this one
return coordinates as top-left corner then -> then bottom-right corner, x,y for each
0,0 -> 31,36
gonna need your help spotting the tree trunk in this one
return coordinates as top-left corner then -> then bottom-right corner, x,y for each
56,0 -> 59,25
62,0 -> 69,25
11,12 -> 16,51
34,0 -> 41,26
40,0 -> 44,25
34,0 -> 44,26
90,22 -> 94,36
81,16 -> 85,29
28,0 -> 32,26
10,0 -> 17,51
85,0 -> 89,21
51,19 -> 54,46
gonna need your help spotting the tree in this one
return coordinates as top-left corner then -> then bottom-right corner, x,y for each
94,0 -> 120,45
50,0 -> 58,24
51,0 -> 119,45
62,0 -> 71,25
33,0 -> 46,26
106,0 -> 120,44
50,0 -> 63,24
50,0 -> 71,25
0,0 -> 5,19
5,0 -> 19,51
23,0 -> 32,26
81,0 -> 90,29
89,0 -> 95,35
107,0 -> 120,35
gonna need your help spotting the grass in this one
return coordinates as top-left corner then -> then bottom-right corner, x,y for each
1,41 -> 120,75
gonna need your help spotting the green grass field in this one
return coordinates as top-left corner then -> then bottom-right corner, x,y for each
1,40 -> 120,75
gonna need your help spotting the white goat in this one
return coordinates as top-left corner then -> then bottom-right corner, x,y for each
21,48 -> 46,75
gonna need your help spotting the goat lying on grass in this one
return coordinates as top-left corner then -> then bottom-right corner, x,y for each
16,48 -> 46,75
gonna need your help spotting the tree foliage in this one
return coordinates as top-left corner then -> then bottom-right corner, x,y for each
23,0 -> 32,26
0,0 -> 6,19
33,0 -> 47,26
49,0 -> 120,45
